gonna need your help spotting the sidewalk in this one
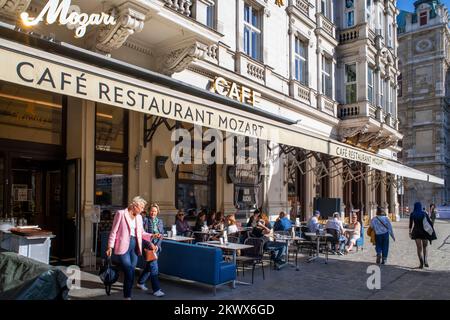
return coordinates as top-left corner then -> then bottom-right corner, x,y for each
69,218 -> 450,300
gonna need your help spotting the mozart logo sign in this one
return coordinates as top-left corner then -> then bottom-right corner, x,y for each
20,0 -> 116,38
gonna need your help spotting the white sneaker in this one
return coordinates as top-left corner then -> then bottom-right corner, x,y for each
136,283 -> 148,291
153,290 -> 165,297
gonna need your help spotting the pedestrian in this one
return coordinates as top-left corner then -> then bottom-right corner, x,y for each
137,203 -> 165,297
429,203 -> 437,225
106,196 -> 155,300
370,207 -> 395,265
409,202 -> 437,269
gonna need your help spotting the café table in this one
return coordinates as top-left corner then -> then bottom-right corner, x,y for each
304,232 -> 333,264
197,240 -> 254,288
163,235 -> 195,243
273,234 -> 304,271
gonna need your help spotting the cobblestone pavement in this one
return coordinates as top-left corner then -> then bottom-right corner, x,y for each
69,218 -> 450,300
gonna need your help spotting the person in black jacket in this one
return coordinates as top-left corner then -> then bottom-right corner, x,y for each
409,202 -> 437,269
137,203 -> 165,297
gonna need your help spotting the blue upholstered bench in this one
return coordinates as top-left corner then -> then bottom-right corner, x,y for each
158,240 -> 236,294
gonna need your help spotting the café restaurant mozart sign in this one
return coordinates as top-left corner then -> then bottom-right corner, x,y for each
20,0 -> 117,38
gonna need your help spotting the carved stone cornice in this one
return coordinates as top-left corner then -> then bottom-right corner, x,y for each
96,1 -> 150,54
0,0 -> 31,16
377,137 -> 398,150
358,131 -> 382,144
339,124 -> 370,142
159,41 -> 217,76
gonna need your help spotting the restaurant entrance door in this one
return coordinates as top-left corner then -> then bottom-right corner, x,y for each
6,155 -> 80,265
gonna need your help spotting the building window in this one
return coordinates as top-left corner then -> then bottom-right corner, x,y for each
388,84 -> 393,114
294,37 -> 308,85
176,164 -> 215,214
345,0 -> 355,28
322,56 -> 332,98
368,67 -> 374,105
95,104 -> 128,211
244,3 -> 261,61
388,24 -> 393,48
0,81 -> 63,145
345,63 -> 357,104
420,11 -> 428,26
384,79 -> 389,112
380,77 -> 384,108
321,0 -> 331,20
398,74 -> 403,97
206,5 -> 215,29
366,0 -> 373,29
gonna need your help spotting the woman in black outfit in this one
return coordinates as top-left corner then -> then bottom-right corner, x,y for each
409,202 -> 437,268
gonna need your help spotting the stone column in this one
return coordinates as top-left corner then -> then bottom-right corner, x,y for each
365,168 -> 375,219
80,100 -> 95,267
380,171 -> 388,210
304,157 -> 316,220
389,175 -> 400,218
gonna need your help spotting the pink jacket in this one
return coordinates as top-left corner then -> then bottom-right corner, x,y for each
108,208 -> 152,256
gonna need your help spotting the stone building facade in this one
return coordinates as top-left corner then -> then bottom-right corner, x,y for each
397,0 -> 450,208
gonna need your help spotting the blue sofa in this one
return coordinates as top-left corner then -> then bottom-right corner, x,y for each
158,240 -> 236,294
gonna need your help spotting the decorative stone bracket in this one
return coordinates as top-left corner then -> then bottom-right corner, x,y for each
0,0 -> 31,17
339,124 -> 369,142
158,41 -> 218,76
96,1 -> 150,54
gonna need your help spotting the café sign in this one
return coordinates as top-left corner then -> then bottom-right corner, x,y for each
211,77 -> 262,107
20,0 -> 117,38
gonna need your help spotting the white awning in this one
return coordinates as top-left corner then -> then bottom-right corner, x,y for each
0,37 -> 444,185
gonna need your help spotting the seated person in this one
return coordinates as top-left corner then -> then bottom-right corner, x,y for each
206,211 -> 217,228
250,214 -> 287,270
325,212 -> 346,255
306,210 -> 321,233
213,211 -> 225,230
175,210 -> 191,236
273,211 -> 293,232
193,211 -> 207,242
225,214 -> 239,235
345,214 -> 361,253
247,209 -> 260,228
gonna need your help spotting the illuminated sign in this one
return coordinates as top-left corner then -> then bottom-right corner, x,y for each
20,0 -> 117,38
211,77 -> 262,107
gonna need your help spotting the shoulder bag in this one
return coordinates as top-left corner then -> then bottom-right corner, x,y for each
143,241 -> 158,262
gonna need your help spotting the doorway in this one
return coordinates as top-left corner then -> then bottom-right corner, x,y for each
1,152 -> 80,265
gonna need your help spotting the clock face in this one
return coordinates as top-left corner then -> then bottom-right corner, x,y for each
415,39 -> 433,53
346,0 -> 354,9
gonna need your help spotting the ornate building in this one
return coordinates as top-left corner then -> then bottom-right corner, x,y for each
397,0 -> 450,207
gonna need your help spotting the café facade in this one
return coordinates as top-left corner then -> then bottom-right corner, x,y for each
0,0 -> 444,266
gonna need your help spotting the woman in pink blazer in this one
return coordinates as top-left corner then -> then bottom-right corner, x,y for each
106,196 -> 154,299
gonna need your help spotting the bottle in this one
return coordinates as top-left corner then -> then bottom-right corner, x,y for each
291,226 -> 295,238
171,224 -> 177,237
223,230 -> 228,244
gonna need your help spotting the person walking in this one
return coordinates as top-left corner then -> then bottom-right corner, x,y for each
137,203 -> 165,297
370,207 -> 395,265
409,202 -> 437,269
106,196 -> 154,300
429,203 -> 437,226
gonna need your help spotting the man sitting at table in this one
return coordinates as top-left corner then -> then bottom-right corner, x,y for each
325,212 -> 346,255
250,214 -> 287,270
273,211 -> 293,232
307,211 -> 321,233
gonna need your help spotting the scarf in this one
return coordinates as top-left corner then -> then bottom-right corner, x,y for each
151,217 -> 160,234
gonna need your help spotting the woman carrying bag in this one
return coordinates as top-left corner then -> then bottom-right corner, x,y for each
370,207 -> 395,265
409,202 -> 437,269
137,203 -> 165,297
105,196 -> 155,300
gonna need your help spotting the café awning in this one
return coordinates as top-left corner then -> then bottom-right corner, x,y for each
0,26 -> 444,186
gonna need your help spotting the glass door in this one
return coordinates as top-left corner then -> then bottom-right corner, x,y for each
64,159 -> 81,265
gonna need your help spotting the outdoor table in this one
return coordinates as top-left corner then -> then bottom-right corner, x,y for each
273,234 -> 304,271
304,232 -> 333,264
163,235 -> 195,243
197,240 -> 253,288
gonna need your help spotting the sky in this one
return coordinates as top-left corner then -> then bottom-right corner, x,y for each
397,0 -> 450,12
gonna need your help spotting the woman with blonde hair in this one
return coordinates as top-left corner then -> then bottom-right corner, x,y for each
225,214 -> 239,235
106,196 -> 156,300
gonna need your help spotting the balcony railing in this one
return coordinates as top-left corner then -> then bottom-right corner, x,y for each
338,25 -> 359,44
289,0 -> 309,16
290,80 -> 311,105
318,14 -> 335,38
319,95 -> 337,116
164,0 -> 193,17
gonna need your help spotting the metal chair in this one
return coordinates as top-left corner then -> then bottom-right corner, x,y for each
235,237 -> 265,284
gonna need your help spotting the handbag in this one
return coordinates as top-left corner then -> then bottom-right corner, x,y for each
366,226 -> 376,245
422,215 -> 433,236
99,256 -> 120,296
143,242 -> 158,262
